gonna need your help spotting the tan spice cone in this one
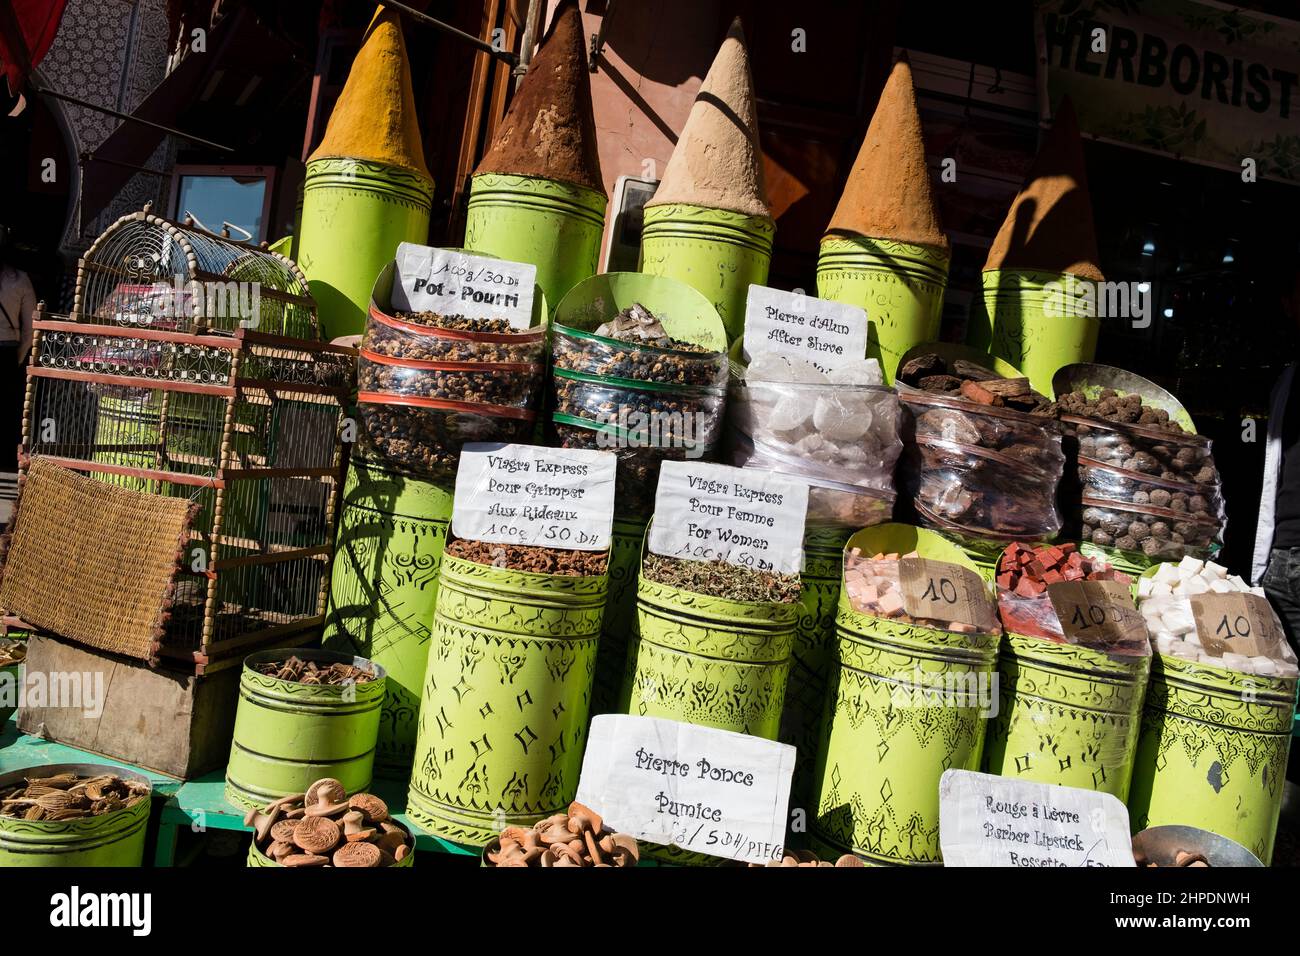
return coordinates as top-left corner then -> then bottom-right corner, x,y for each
475,0 -> 603,192
825,55 -> 948,253
983,96 -> 1102,280
308,5 -> 430,181
646,17 -> 769,217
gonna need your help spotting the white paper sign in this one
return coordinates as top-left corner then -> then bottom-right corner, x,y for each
576,715 -> 796,864
742,284 -> 869,374
391,242 -> 536,328
938,770 -> 1135,868
452,443 -> 616,550
648,461 -> 808,574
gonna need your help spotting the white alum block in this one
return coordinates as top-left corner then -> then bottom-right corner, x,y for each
1177,556 -> 1205,576
1153,563 -> 1182,585
1203,561 -> 1228,579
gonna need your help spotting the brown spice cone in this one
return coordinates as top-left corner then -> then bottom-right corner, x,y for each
474,0 -> 604,193
825,55 -> 948,253
646,17 -> 769,218
983,96 -> 1103,280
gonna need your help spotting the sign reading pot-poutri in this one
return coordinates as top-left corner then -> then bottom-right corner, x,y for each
452,443 -> 616,550
939,769 -> 1135,867
649,461 -> 808,575
577,714 -> 796,864
741,284 -> 869,374
391,242 -> 536,328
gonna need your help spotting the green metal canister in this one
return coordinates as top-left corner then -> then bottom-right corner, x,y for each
298,157 -> 434,340
464,173 -> 607,314
972,269 -> 1099,396
323,457 -> 453,777
640,202 -> 774,343
816,237 -> 950,385
406,554 -> 606,845
0,764 -> 151,867
0,641 -> 23,727
780,526 -> 853,810
1128,653 -> 1296,864
225,649 -> 387,811
621,573 -> 798,740
810,525 -> 1000,865
983,634 -> 1150,799
589,516 -> 649,716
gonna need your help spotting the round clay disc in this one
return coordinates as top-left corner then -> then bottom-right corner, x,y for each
305,777 -> 346,807
281,853 -> 329,867
292,814 -> 341,855
333,841 -> 383,868
347,792 -> 389,824
270,819 -> 298,843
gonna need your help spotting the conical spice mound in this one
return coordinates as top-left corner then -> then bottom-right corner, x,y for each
824,55 -> 948,253
646,17 -> 769,218
309,5 -> 431,181
474,0 -> 604,193
983,97 -> 1102,280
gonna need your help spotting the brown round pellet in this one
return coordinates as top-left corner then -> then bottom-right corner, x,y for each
292,815 -> 341,855
348,792 -> 389,825
270,819 -> 298,843
305,777 -> 347,807
334,841 -> 383,868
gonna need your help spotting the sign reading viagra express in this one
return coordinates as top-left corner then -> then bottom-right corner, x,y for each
1035,0 -> 1300,182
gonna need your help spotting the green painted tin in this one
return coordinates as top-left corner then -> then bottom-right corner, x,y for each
94,393 -> 160,491
406,554 -> 606,845
811,524 -> 1000,865
973,269 -> 1099,396
225,649 -> 387,811
816,237 -> 950,385
299,156 -> 434,340
781,526 -> 853,811
464,172 -> 607,314
246,819 -> 415,867
621,573 -> 798,740
1128,652 -> 1296,865
640,202 -> 774,343
983,633 -> 1150,799
323,457 -> 453,777
590,516 -> 649,716
0,764 -> 151,867
0,641 -> 23,727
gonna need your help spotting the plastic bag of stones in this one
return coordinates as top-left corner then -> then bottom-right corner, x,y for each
550,418 -> 697,519
356,395 -> 536,481
842,547 -> 1000,635
1059,403 -> 1219,487
363,310 -> 546,365
1079,458 -> 1225,524
905,434 -> 1064,538
358,351 -> 542,409
1138,557 -> 1299,677
551,323 -> 728,389
552,371 -> 726,448
805,479 -> 896,531
726,353 -> 902,496
1081,499 -> 1222,561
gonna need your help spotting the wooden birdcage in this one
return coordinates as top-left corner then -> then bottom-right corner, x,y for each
15,210 -> 355,674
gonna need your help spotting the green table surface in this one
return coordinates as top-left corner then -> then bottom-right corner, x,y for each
1,715 -> 476,857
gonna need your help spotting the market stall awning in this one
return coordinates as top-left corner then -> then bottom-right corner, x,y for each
0,0 -> 67,95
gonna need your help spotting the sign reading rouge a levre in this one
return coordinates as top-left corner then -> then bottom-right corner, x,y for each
392,242 -> 536,328
648,461 -> 808,575
452,443 -> 615,550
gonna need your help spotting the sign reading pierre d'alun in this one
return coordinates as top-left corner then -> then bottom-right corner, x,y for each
1036,0 -> 1300,183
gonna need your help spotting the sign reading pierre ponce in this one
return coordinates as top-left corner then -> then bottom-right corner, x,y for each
648,461 -> 808,575
741,284 -> 869,374
1036,0 -> 1300,183
452,443 -> 616,551
391,242 -> 536,327
576,715 -> 796,865
939,770 -> 1136,868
